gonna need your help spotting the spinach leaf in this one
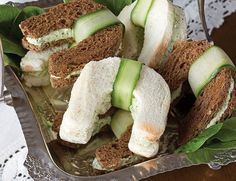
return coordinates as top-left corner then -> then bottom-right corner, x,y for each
177,117 -> 236,164
95,0 -> 133,15
176,123 -> 223,153
0,33 -> 25,57
0,5 -> 21,35
22,6 -> 45,18
10,6 -> 45,40
3,54 -> 21,71
187,140 -> 236,164
206,117 -> 236,144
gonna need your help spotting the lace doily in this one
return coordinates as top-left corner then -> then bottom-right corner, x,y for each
174,0 -> 236,40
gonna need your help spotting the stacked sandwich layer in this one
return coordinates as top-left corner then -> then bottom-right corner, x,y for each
20,0 -> 124,88
160,40 -> 236,145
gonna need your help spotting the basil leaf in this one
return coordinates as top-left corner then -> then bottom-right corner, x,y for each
95,0 -> 133,15
176,123 -> 223,153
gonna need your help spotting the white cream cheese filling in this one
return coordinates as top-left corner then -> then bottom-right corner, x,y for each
26,28 -> 73,46
171,83 -> 183,102
207,78 -> 234,128
50,69 -> 82,80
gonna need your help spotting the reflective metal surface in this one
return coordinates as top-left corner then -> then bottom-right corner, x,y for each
197,0 -> 214,44
0,39 -> 13,106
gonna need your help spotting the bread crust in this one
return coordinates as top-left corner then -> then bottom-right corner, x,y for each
178,68 -> 236,145
49,25 -> 123,89
20,0 -> 105,38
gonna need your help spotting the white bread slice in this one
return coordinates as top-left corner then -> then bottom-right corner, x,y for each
20,45 -> 68,87
59,57 -> 121,144
59,57 -> 170,158
138,0 -> 174,69
129,66 -> 171,157
118,1 -> 144,59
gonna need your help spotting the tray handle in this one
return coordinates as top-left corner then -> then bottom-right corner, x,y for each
0,38 -> 13,106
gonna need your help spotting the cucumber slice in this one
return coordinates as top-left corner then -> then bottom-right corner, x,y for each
112,59 -> 142,111
189,46 -> 236,97
111,110 -> 134,139
118,2 -> 144,59
73,9 -> 121,44
131,0 -> 153,27
138,0 -> 175,69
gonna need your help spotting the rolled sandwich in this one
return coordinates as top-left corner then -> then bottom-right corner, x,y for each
160,40 -> 236,145
118,0 -> 186,69
19,0 -> 124,88
59,57 -> 171,159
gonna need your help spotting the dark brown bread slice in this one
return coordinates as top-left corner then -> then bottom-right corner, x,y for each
49,24 -> 123,89
52,112 -> 79,149
20,0 -> 105,38
159,40 -> 212,92
95,128 -> 134,170
178,68 -> 236,145
20,0 -> 105,51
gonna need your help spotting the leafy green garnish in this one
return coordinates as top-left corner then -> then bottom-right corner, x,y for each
0,33 -> 26,56
95,0 -> 134,15
0,4 -> 44,70
0,5 -> 21,35
176,123 -> 223,153
187,141 -> 236,164
207,117 -> 236,143
177,117 -> 236,164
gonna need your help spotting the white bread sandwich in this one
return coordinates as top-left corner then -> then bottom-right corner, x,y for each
59,57 -> 171,163
20,45 -> 68,87
118,0 -> 186,69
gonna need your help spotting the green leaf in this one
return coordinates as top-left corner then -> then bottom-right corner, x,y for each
206,117 -> 236,144
3,54 -> 21,71
0,5 -> 21,35
22,6 -> 45,18
0,33 -> 25,57
187,140 -> 236,164
95,0 -> 133,15
176,123 -> 223,153
10,6 -> 45,40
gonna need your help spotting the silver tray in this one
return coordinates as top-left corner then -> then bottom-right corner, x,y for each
2,0 -> 236,180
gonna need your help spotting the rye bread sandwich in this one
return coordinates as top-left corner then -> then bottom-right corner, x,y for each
159,40 -> 236,145
19,0 -> 104,51
118,0 -> 186,69
58,57 -> 170,169
19,0 -> 124,88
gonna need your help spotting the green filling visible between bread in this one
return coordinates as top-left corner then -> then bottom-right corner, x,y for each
26,28 -> 73,46
207,78 -> 234,128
